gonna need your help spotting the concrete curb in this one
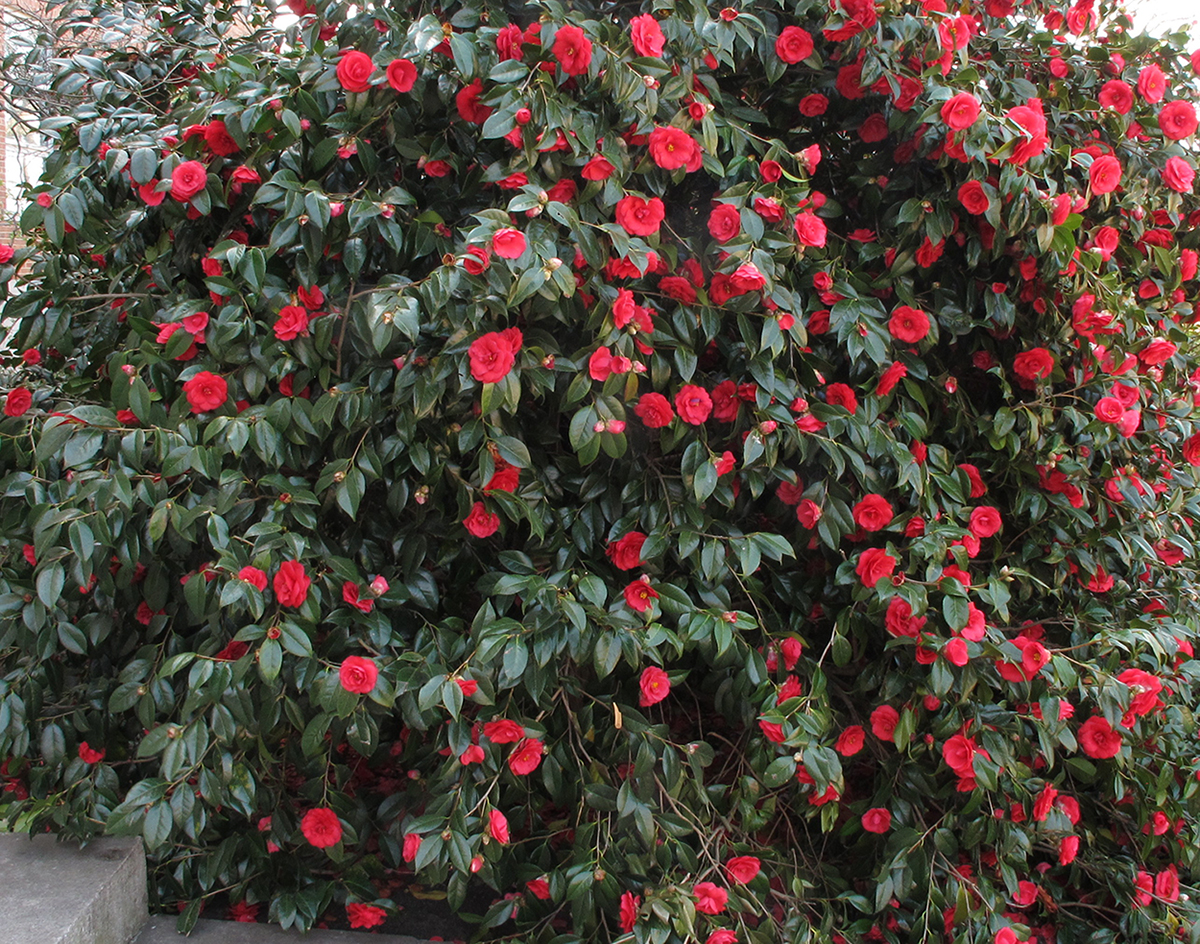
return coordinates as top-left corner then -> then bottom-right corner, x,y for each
0,833 -> 148,944
134,918 -> 433,943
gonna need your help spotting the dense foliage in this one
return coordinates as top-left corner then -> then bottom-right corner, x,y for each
3,0 -> 1200,940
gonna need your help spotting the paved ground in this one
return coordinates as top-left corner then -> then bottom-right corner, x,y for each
0,833 -> 147,944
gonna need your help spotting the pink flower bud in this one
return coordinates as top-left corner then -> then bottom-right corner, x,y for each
607,419 -> 626,433
370,576 -> 389,596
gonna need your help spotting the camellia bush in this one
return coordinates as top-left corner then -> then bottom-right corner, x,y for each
5,0 -> 1200,939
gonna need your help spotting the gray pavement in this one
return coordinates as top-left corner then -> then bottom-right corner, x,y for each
134,919 -> 432,943
0,834 -> 148,944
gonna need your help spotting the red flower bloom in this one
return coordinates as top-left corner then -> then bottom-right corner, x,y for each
170,161 -> 208,202
941,92 -> 980,131
675,384 -> 713,424
182,371 -> 227,413
888,305 -> 930,343
649,126 -> 700,171
619,892 -> 640,933
856,547 -> 897,587
492,228 -> 526,259
607,532 -> 647,570
508,737 -> 544,775
238,566 -> 267,590
708,204 -> 741,242
78,742 -> 105,764
1098,79 -> 1133,114
1160,100 -> 1198,140
347,904 -> 387,929
968,506 -> 1002,539
693,882 -> 728,915
4,387 -> 31,417
484,719 -> 526,743
624,578 -> 659,612
339,656 -> 378,694
639,666 -> 670,706
635,392 -> 675,427
1163,156 -> 1195,193
336,50 -> 374,92
469,329 -> 521,383
463,501 -> 500,538
794,211 -> 827,247
552,24 -> 593,75
835,725 -> 865,756
725,855 -> 760,884
456,79 -> 493,124
852,494 -> 894,531
1078,715 -> 1122,758
775,26 -> 814,63
958,180 -> 990,215
386,58 -> 417,92
630,14 -> 665,56
488,808 -> 510,844
274,560 -> 310,607
861,808 -> 892,833
274,304 -> 311,341
1089,155 -> 1122,194
300,808 -> 343,848
870,705 -> 899,740
615,195 -> 665,236
1012,348 -> 1055,381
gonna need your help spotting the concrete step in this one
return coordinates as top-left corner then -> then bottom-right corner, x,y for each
134,918 -> 433,944
0,834 -> 148,944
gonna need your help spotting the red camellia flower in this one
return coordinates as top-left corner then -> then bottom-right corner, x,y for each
871,705 -> 900,740
853,494 -> 894,531
941,92 -> 981,131
649,126 -> 700,171
639,666 -> 670,706
775,25 -> 814,63
1078,715 -> 1123,758
675,384 -> 713,424
338,656 -> 378,694
968,506 -> 1002,539
4,387 -> 32,418
693,882 -> 728,915
1137,63 -> 1166,103
492,227 -> 526,259
170,161 -> 208,202
619,892 -> 640,933
888,306 -> 931,343
463,501 -> 500,537
861,808 -> 892,833
346,904 -> 387,930
794,211 -> 827,247
1089,155 -> 1122,194
607,532 -> 646,570
799,93 -> 829,116
484,719 -> 525,743
336,50 -> 374,92
856,547 -> 897,587
469,329 -> 521,383
386,58 -> 417,92
274,559 -> 310,607
552,24 -> 593,75
725,855 -> 761,884
615,195 -> 665,236
624,578 -> 659,612
274,304 -> 311,341
835,725 -> 865,756
1159,100 -> 1198,140
957,179 -> 990,215
630,13 -> 665,56
78,742 -> 105,764
300,808 -> 343,848
508,737 -> 544,775
182,371 -> 227,413
402,832 -> 421,862
1012,348 -> 1055,381
635,392 -> 675,427
708,204 -> 741,242
1098,80 -> 1133,114
1163,156 -> 1195,192
488,808 -> 510,844
238,566 -> 268,591
456,79 -> 492,124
